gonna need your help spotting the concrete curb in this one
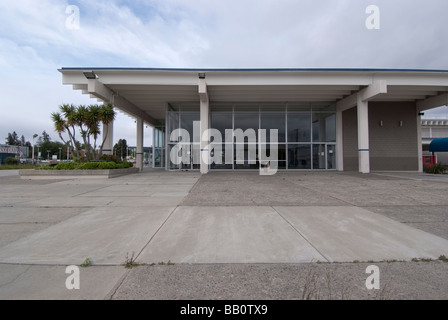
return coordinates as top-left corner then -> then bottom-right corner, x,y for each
19,168 -> 139,180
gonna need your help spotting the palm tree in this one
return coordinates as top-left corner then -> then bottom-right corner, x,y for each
85,104 -> 101,160
51,112 -> 68,145
59,104 -> 81,161
75,105 -> 92,161
98,103 -> 116,159
51,103 -> 117,162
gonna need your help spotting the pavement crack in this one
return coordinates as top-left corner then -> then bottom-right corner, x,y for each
0,265 -> 32,289
104,269 -> 132,300
73,185 -> 113,197
272,206 -> 332,263
134,206 -> 179,262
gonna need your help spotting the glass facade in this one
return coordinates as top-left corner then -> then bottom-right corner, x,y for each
153,126 -> 165,168
166,103 -> 337,171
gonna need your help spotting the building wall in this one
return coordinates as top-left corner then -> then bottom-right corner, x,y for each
343,102 -> 419,171
342,107 -> 358,171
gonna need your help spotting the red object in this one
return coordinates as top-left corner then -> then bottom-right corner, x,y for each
423,155 -> 437,168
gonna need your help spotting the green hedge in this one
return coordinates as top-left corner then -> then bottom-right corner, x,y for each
5,157 -> 19,165
41,161 -> 134,170
99,154 -> 122,164
424,163 -> 447,174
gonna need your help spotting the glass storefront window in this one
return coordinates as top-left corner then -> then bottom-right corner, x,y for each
234,144 -> 258,169
261,112 -> 286,143
167,103 -> 337,171
288,113 -> 311,142
210,144 -> 233,169
154,149 -> 165,168
234,112 -> 259,139
168,112 -> 179,143
211,112 -> 233,143
288,145 -> 311,169
180,112 -> 200,143
325,114 -> 336,142
260,144 -> 286,161
168,145 -> 179,170
154,127 -> 165,148
312,112 -> 336,142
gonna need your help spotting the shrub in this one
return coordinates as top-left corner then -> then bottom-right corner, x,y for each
424,163 -> 447,174
118,161 -> 134,169
78,162 -> 118,170
99,154 -> 122,164
5,157 -> 19,165
41,161 -> 133,170
54,162 -> 79,170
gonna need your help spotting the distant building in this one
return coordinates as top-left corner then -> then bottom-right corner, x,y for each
0,145 -> 30,165
422,118 -> 448,165
126,146 -> 153,166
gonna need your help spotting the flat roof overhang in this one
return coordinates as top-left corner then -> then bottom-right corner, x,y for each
58,68 -> 448,125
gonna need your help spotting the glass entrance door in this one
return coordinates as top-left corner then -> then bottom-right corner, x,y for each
153,126 -> 165,168
312,144 -> 336,170
327,145 -> 336,170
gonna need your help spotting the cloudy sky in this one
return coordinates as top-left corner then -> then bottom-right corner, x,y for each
1,0 -> 448,147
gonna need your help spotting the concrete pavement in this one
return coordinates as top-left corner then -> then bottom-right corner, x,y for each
139,205 -> 448,264
0,169 -> 447,299
0,170 -> 19,178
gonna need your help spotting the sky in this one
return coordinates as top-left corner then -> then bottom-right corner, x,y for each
1,0 -> 448,147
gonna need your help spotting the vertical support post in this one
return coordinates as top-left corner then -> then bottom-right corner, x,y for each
102,120 -> 114,156
199,78 -> 209,174
136,117 -> 144,172
336,110 -> 344,171
318,114 -> 326,169
200,99 -> 209,174
416,108 -> 423,173
357,94 -> 370,173
152,126 -> 156,169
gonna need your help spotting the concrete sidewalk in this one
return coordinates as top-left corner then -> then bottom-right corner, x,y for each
0,170 -> 447,299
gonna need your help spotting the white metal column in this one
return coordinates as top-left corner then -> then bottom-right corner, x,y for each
152,126 -> 155,169
357,95 -> 370,173
136,117 -> 144,171
199,78 -> 209,174
102,120 -> 114,156
417,109 -> 423,173
336,110 -> 344,171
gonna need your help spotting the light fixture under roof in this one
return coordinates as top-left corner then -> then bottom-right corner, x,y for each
83,71 -> 98,80
198,73 -> 206,79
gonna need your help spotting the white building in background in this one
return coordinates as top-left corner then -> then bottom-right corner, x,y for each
0,145 -> 29,165
58,68 -> 448,173
421,117 -> 448,165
